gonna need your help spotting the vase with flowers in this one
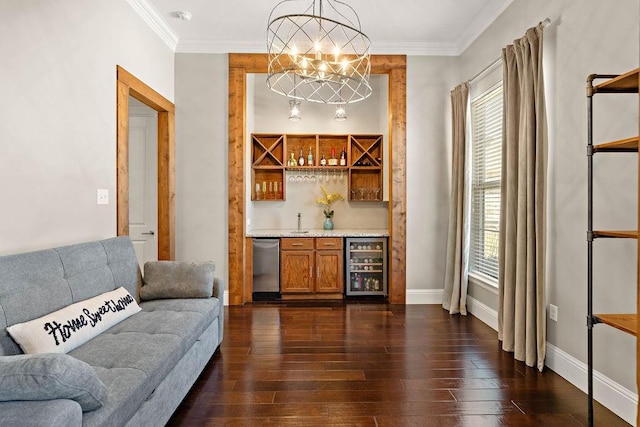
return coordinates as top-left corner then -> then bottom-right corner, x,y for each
316,186 -> 344,230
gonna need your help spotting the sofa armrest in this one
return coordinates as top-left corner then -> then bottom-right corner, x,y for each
141,261 -> 215,300
212,278 -> 224,344
0,400 -> 82,427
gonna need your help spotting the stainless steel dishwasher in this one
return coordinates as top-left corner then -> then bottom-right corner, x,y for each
252,238 -> 280,299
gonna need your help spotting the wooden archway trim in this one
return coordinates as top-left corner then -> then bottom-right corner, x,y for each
228,54 -> 406,305
116,65 -> 176,260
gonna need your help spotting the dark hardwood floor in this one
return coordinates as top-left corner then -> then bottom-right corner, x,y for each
168,301 -> 629,426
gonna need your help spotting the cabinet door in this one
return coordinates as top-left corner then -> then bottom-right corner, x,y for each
280,250 -> 314,293
315,249 -> 343,293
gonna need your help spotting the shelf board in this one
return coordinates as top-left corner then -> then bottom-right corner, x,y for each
253,165 -> 285,170
594,314 -> 637,336
592,230 -> 638,239
594,68 -> 639,93
593,136 -> 639,153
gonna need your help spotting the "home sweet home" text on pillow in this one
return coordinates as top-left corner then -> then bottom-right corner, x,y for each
6,287 -> 141,354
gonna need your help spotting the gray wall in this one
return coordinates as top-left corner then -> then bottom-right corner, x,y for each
0,0 -> 174,255
406,56 -> 459,291
174,54 -> 228,283
458,0 -> 639,392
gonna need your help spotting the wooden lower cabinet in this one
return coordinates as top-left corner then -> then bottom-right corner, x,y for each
280,237 -> 343,297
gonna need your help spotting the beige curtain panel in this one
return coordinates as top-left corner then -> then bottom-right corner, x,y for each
443,82 -> 469,315
498,24 -> 548,371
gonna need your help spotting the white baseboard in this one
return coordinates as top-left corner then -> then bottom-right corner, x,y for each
406,288 -> 443,304
545,342 -> 637,425
466,296 -> 637,425
467,295 -> 499,331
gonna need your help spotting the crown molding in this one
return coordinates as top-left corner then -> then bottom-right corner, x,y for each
126,0 -> 178,51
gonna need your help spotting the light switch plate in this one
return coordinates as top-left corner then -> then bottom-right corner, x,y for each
97,189 -> 109,205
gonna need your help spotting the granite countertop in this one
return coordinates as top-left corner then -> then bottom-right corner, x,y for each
247,228 -> 389,238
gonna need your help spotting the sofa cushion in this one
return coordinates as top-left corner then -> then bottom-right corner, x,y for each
0,399 -> 83,427
141,261 -> 215,300
70,297 -> 220,427
0,353 -> 107,411
6,287 -> 140,354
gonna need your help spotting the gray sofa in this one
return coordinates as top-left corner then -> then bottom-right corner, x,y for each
0,237 -> 223,426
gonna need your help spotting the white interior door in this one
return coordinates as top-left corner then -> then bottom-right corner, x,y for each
128,99 -> 158,270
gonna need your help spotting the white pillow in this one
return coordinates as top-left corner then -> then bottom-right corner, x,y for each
6,287 -> 141,354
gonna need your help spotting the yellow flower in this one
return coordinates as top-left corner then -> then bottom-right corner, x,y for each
316,186 -> 344,218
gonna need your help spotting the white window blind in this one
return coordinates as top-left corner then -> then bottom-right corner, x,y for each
469,84 -> 503,282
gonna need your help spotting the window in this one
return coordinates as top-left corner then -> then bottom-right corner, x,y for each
469,84 -> 503,283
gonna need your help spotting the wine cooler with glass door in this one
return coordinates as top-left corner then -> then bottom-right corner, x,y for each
345,237 -> 387,296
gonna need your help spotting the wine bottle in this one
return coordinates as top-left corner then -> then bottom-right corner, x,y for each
328,146 -> 338,166
339,145 -> 346,166
298,149 -> 305,166
320,154 -> 327,166
307,147 -> 314,166
288,152 -> 297,166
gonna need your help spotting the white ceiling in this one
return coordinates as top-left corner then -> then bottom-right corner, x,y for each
128,0 -> 514,55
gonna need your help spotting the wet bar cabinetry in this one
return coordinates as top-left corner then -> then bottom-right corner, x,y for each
251,133 -> 384,202
280,237 -> 344,298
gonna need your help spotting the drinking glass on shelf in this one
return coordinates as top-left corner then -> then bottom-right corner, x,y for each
358,188 -> 365,200
350,189 -> 357,200
373,187 -> 380,200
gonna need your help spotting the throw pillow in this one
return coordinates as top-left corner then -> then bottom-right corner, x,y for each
0,353 -> 107,411
140,261 -> 215,300
6,287 -> 141,354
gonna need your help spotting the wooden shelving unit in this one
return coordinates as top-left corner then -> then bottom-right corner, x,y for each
348,135 -> 383,201
251,133 -> 383,202
586,68 -> 640,427
251,134 -> 286,201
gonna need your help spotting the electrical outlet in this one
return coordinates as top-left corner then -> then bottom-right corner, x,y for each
549,304 -> 558,322
97,189 -> 109,205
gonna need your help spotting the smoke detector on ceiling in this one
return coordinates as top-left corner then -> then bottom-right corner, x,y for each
175,11 -> 192,21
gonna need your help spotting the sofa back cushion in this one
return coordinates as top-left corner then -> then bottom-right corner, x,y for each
0,237 -> 141,356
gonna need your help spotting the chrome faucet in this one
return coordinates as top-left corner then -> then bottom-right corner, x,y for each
297,213 -> 301,231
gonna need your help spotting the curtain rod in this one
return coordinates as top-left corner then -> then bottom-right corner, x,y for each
467,17 -> 551,84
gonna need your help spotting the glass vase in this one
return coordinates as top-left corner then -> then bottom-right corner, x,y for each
323,217 -> 334,230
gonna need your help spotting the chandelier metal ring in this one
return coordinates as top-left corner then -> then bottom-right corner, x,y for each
266,0 -> 372,105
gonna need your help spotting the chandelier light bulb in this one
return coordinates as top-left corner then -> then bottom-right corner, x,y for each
334,104 -> 347,121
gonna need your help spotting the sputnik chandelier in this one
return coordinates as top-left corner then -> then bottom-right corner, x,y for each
267,0 -> 372,105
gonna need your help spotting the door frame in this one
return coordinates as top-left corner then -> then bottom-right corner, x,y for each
227,54 -> 407,305
116,65 -> 176,260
